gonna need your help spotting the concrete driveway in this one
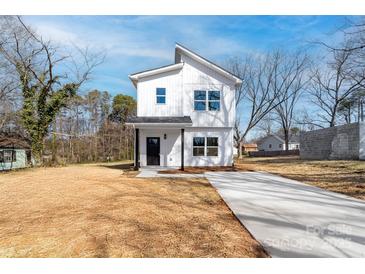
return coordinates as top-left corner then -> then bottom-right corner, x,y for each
206,171 -> 365,258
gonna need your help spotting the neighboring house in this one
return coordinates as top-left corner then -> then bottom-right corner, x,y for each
241,143 -> 258,153
257,134 -> 300,151
0,133 -> 31,171
126,43 -> 242,169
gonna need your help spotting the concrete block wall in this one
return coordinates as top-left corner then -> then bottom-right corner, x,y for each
360,122 -> 365,160
300,122 -> 363,160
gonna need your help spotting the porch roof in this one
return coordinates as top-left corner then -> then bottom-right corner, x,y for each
126,116 -> 192,128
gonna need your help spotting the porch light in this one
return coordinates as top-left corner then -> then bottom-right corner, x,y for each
164,134 -> 167,139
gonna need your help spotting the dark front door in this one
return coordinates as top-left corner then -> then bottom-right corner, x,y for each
146,137 -> 160,166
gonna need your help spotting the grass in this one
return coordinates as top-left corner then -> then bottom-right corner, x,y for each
236,156 -> 365,200
0,163 -> 266,258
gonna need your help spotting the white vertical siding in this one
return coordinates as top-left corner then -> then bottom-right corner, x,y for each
135,54 -> 236,128
134,49 -> 237,167
139,127 -> 233,167
137,69 -> 183,117
184,127 -> 233,166
181,54 -> 236,128
139,129 -> 181,167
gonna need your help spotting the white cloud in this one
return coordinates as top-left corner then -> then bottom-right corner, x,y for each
26,18 -> 172,61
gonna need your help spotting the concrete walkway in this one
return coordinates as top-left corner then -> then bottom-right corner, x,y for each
206,171 -> 365,258
137,167 -> 205,178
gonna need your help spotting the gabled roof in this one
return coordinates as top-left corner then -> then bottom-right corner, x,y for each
175,43 -> 242,86
128,43 -> 243,88
257,134 -> 284,145
242,143 -> 258,148
129,63 -> 184,88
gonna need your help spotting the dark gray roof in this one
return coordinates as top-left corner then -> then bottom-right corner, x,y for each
0,132 -> 31,149
126,116 -> 192,124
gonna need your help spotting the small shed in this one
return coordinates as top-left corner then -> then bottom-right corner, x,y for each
0,133 -> 31,171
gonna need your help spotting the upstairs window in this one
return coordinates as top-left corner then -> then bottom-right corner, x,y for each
194,90 -> 220,111
194,90 -> 206,111
208,91 -> 220,111
156,88 -> 166,104
193,137 -> 205,156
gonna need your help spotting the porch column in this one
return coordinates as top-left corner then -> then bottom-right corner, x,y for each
134,128 -> 140,170
181,128 -> 184,171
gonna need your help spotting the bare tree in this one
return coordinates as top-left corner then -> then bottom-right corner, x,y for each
256,114 -> 276,136
273,53 -> 309,151
313,17 -> 365,124
227,51 -> 305,157
309,48 -> 365,127
0,16 -> 103,163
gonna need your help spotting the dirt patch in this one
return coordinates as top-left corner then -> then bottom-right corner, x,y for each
0,163 -> 267,258
236,156 -> 365,200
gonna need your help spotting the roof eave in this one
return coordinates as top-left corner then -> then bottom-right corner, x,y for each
125,122 -> 192,128
128,63 -> 184,87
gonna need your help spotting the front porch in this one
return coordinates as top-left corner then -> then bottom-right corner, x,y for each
126,116 -> 193,171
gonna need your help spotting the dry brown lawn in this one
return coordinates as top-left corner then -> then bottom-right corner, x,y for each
236,156 -> 365,200
0,163 -> 267,258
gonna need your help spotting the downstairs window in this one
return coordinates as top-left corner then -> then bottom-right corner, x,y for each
193,137 -> 219,156
206,137 -> 218,156
193,137 -> 205,156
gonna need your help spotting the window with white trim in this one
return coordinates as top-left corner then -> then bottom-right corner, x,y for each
194,90 -> 206,111
208,91 -> 220,111
156,88 -> 166,104
193,137 -> 205,156
192,137 -> 219,156
206,137 -> 218,156
194,90 -> 220,111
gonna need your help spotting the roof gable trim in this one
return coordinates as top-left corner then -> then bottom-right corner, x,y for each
175,43 -> 243,85
129,63 -> 184,87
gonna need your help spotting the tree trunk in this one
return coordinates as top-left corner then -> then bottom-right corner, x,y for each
284,129 -> 289,151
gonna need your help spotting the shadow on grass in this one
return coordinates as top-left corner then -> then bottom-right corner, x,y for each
99,162 -> 133,170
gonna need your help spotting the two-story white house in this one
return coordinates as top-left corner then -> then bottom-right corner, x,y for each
126,44 -> 242,170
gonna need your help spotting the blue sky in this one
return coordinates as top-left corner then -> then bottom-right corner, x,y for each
22,16 -> 354,138
23,16 -> 350,97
